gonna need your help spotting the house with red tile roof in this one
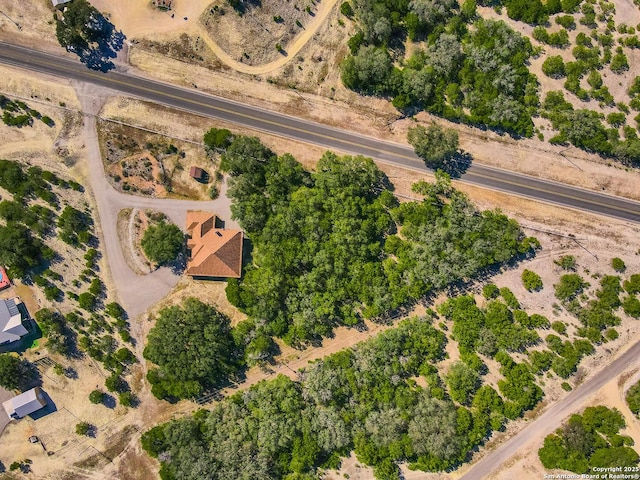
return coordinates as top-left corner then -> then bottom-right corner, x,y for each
185,211 -> 243,278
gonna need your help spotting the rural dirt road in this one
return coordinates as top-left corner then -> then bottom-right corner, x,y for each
459,335 -> 640,479
77,84 -> 235,319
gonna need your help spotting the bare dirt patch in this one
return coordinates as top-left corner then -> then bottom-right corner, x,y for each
98,117 -> 215,200
0,0 -> 59,53
134,32 -> 226,72
201,0 -> 315,65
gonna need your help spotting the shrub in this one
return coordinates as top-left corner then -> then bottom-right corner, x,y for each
89,390 -> 104,404
551,321 -> 567,335
611,258 -> 626,272
555,255 -> 576,271
555,15 -> 576,29
75,422 -> 91,436
119,391 -> 135,407
522,269 -> 543,291
542,56 -> 566,79
500,287 -> 520,309
555,274 -> 588,302
483,284 -> 500,299
340,1 -> 354,18
105,374 -> 127,393
78,292 -> 96,311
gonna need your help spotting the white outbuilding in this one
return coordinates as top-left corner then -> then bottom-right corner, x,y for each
2,387 -> 47,419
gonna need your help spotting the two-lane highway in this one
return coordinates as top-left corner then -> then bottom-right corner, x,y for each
1,42 -> 640,223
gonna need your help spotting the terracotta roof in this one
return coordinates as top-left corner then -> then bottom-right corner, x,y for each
185,211 -> 243,278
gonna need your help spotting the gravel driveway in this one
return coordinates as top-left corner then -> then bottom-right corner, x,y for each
0,387 -> 12,436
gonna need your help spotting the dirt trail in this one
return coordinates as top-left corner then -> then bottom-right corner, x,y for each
90,0 -> 340,75
192,0 -> 340,74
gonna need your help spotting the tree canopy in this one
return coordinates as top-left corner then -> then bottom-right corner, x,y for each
143,298 -> 239,399
408,123 -> 459,169
0,223 -> 44,278
141,221 -> 184,266
342,2 -> 538,136
0,354 -> 36,391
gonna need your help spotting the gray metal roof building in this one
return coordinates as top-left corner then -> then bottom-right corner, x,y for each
0,298 -> 27,345
2,387 -> 47,419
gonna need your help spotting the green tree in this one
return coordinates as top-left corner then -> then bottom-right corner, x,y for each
203,127 -> 233,151
340,1 -> 354,17
407,123 -> 459,169
0,223 -> 43,277
89,390 -> 104,404
555,255 -> 577,271
555,274 -> 588,302
0,354 -> 30,390
75,422 -> 92,436
542,56 -> 566,79
623,295 -> 640,318
626,380 -> 640,416
141,222 -> 184,265
341,45 -> 393,95
77,292 -> 96,311
143,298 -> 238,399
445,361 -> 480,405
522,269 -> 543,291
58,205 -> 92,246
105,302 -> 126,320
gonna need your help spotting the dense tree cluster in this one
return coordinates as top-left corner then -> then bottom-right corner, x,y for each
342,2 -> 538,136
143,298 -> 239,399
0,161 -> 90,277
142,316 -> 520,478
538,406 -> 638,473
222,136 -> 533,348
58,205 -> 93,247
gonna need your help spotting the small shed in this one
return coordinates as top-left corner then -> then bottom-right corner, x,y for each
190,166 -> 204,181
2,387 -> 47,419
51,0 -> 72,9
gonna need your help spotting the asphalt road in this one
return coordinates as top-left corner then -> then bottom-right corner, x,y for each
1,42 -> 640,223
460,340 -> 640,479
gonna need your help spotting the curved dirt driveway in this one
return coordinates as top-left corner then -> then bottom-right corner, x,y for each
90,0 -> 340,75
193,0 -> 340,75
